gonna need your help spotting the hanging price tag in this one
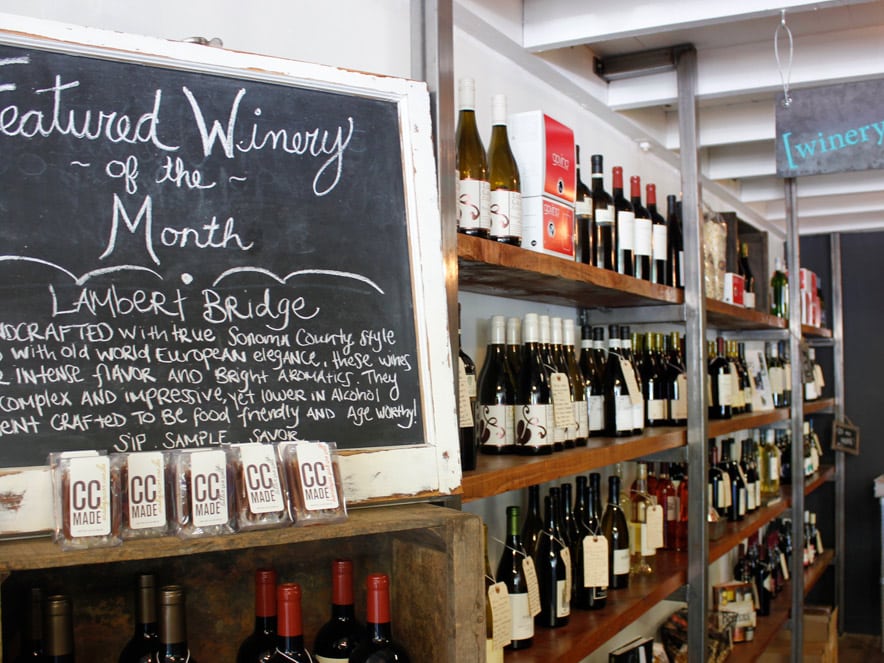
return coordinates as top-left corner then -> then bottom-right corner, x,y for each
815,530 -> 824,555
550,373 -> 576,428
457,357 -> 474,427
521,556 -> 542,617
487,582 -> 511,651
560,547 -> 572,602
780,551 -> 790,581
647,504 -> 664,550
583,536 -> 609,588
620,358 -> 643,406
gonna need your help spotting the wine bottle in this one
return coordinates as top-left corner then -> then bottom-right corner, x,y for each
578,324 -> 605,437
575,146 -> 593,264
521,485 -> 543,558
647,184 -> 668,285
753,544 -> 773,617
534,493 -> 569,628
496,506 -> 534,650
455,77 -> 490,237
766,342 -> 785,409
15,587 -> 44,662
313,560 -> 365,663
487,94 -> 522,246
119,574 -> 160,663
515,313 -> 553,455
550,317 -> 576,449
585,473 -> 608,608
726,341 -> 746,415
674,466 -> 689,552
708,338 -> 732,420
628,462 -> 655,576
44,595 -> 74,663
562,319 -> 588,446
266,584 -> 311,663
720,439 -> 746,522
612,167 -> 634,276
571,476 -> 593,610
709,443 -> 730,519
476,315 -> 517,455
156,585 -> 195,663
770,257 -> 789,318
457,306 -> 478,471
642,333 -> 668,427
740,438 -> 759,513
590,155 -> 616,270
603,325 -> 634,437
653,463 -> 677,550
630,176 -> 652,281
665,332 -> 687,425
739,242 -> 756,309
737,342 -> 754,413
601,475 -> 630,589
621,327 -> 643,435
779,340 -> 792,408
666,194 -> 684,288
505,316 -> 522,378
349,574 -> 411,663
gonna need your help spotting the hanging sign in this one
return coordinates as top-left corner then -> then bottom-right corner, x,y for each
832,419 -> 860,455
776,79 -> 884,177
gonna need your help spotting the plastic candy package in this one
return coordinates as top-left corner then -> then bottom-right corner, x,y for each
280,441 -> 348,527
50,450 -> 122,550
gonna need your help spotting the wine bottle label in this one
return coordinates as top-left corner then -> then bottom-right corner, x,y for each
296,441 -> 340,511
619,358 -> 642,406
68,455 -> 112,537
738,487 -> 747,516
652,225 -> 668,261
665,495 -> 679,522
573,400 -> 588,439
632,399 -> 643,431
239,444 -> 285,514
746,481 -> 757,511
555,579 -> 569,618
728,364 -> 742,407
716,373 -> 733,406
744,292 -> 756,308
457,358 -> 474,427
633,217 -> 652,257
476,403 -> 514,450
190,449 -> 229,527
583,536 -> 608,587
769,366 -> 784,393
783,363 -> 792,391
588,395 -> 605,432
647,399 -> 666,422
575,199 -> 592,216
720,474 -> 732,508
457,178 -> 490,231
550,373 -> 576,428
515,403 -> 552,449
815,531 -> 824,554
559,547 -> 572,605
126,451 -> 166,529
612,548 -> 630,576
780,550 -> 790,580
521,557 -> 542,617
647,505 -> 664,551
490,189 -> 521,239
595,206 -> 614,226
509,592 -> 534,640
316,656 -> 349,663
768,457 -> 779,485
670,375 -> 688,420
487,582 -> 512,651
617,210 -> 635,250
614,394 -> 632,433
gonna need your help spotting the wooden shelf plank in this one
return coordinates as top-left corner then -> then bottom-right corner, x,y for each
804,397 -> 835,415
0,503 -> 464,572
505,551 -> 687,662
707,408 -> 790,438
462,428 -> 686,503
802,324 -> 833,338
706,299 -> 787,331
457,234 -> 683,309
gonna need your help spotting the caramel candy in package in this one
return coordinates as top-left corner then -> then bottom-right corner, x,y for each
113,451 -> 171,540
50,451 -> 122,550
231,443 -> 292,531
170,448 -> 236,538
280,441 -> 348,526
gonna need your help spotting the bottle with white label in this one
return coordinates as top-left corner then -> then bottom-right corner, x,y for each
578,324 -> 605,436
630,175 -> 652,281
603,325 -> 634,437
647,183 -> 668,285
665,332 -> 687,426
575,146 -> 593,264
476,315 -> 517,455
708,338 -> 732,420
621,327 -> 644,435
612,167 -> 635,276
534,493 -> 570,628
666,194 -> 684,289
767,342 -> 786,409
602,475 -> 630,589
495,506 -> 534,650
487,94 -> 522,246
759,429 -> 781,500
515,313 -> 554,455
628,463 -> 655,576
455,77 -> 490,237
641,333 -> 668,427
591,155 -> 616,271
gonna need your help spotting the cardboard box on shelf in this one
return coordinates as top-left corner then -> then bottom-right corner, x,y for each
507,111 -> 576,204
758,605 -> 838,663
521,195 -> 575,260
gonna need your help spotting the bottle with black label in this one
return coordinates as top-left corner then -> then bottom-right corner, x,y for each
119,575 -> 160,663
708,338 -> 732,420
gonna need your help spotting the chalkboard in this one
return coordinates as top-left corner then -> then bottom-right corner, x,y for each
832,420 -> 860,455
0,17 -> 458,505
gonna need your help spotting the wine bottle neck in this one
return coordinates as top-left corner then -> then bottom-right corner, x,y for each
254,615 -> 277,636
331,603 -> 357,620
367,621 -> 394,644
275,634 -> 307,654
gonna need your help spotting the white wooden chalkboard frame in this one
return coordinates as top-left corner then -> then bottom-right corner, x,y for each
0,14 -> 458,534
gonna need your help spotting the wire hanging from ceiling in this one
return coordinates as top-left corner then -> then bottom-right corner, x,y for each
774,9 -> 794,107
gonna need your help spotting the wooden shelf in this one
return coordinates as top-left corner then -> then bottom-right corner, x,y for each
461,428 -> 686,503
506,551 -> 687,662
706,299 -> 787,331
707,407 -> 790,438
457,234 -> 683,309
802,324 -> 833,338
709,466 -> 835,564
804,397 -> 835,415
728,549 -> 835,662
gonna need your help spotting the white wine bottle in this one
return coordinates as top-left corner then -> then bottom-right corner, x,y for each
455,78 -> 490,238
488,94 -> 522,246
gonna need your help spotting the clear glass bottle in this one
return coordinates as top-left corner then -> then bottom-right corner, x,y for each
487,94 -> 521,246
628,463 -> 655,576
455,77 -> 489,237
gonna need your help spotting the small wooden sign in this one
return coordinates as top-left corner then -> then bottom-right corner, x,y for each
832,420 -> 860,455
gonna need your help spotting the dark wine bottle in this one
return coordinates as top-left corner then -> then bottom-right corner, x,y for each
666,194 -> 684,288
641,333 -> 668,427
534,493 -> 569,628
739,242 -> 756,309
266,584 -> 311,663
476,314 -> 517,454
349,574 -> 411,663
631,175 -> 652,281
515,313 -> 553,455
612,167 -> 634,276
156,585 -> 195,663
505,317 -> 522,379
647,184 -> 668,285
708,338 -> 732,420
601,475 -> 630,589
455,77 -> 489,237
236,569 -> 276,663
487,93 -> 522,246
709,443 -> 730,519
571,476 -> 593,610
603,324 -> 634,437
721,439 -> 746,522
562,319 -> 588,447
457,305 -> 478,470
43,595 -> 74,663
119,574 -> 160,663
578,324 -> 605,437
314,560 -> 365,662
496,506 -> 534,650
585,473 -> 608,608
14,587 -> 43,662
575,146 -> 593,265
521,485 -> 543,558
665,332 -> 687,426
590,155 -> 616,271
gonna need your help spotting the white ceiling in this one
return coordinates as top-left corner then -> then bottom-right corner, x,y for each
520,0 -> 884,235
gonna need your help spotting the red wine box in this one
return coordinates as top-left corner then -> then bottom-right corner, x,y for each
724,273 -> 745,306
521,195 -> 575,260
507,111 -> 576,204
